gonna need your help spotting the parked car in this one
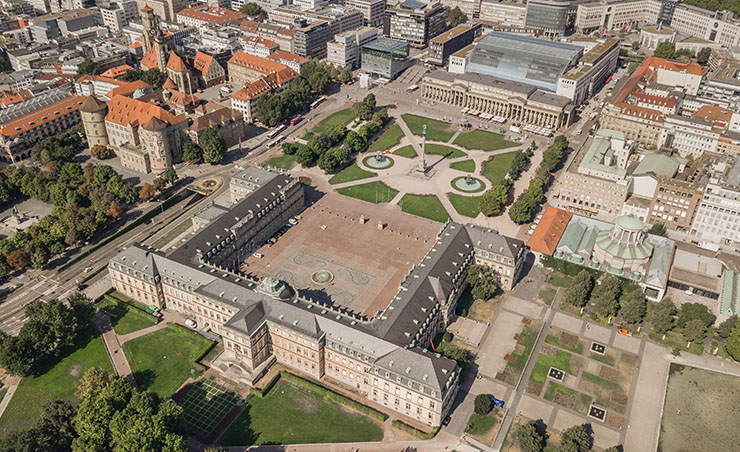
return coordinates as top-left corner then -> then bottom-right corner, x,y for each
84,266 -> 93,273
185,319 -> 197,328
253,252 -> 264,259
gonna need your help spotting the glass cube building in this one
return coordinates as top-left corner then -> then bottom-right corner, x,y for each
361,38 -> 410,79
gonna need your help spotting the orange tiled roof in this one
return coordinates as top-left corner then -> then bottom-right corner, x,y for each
640,57 -> 708,77
232,78 -> 277,102
106,80 -> 151,99
0,89 -> 33,107
693,105 -> 732,126
239,20 -> 259,32
101,64 -> 135,79
266,49 -> 308,65
193,51 -> 213,76
168,90 -> 198,107
227,51 -> 292,75
0,95 -> 84,139
527,207 -> 572,255
105,95 -> 185,128
177,6 -> 246,25
621,104 -> 666,122
129,42 -> 142,49
630,92 -> 677,108
163,78 -> 177,90
243,35 -> 279,48
140,47 -> 159,70
167,52 -> 188,72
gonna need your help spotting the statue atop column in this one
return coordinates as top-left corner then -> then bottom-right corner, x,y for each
417,123 -> 427,173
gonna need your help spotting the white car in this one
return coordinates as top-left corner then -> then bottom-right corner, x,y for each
84,267 -> 93,273
253,252 -> 264,259
185,319 -> 197,328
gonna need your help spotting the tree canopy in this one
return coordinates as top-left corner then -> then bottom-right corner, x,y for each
513,420 -> 546,452
466,264 -> 499,300
653,42 -> 676,59
564,270 -> 593,308
556,425 -> 591,452
78,58 -> 102,76
120,68 -> 168,90
446,6 -> 468,27
479,182 -> 511,216
200,129 -> 227,164
239,2 -> 265,16
650,297 -> 676,334
647,222 -> 667,237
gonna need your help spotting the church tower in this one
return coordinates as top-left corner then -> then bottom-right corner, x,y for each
141,6 -> 156,54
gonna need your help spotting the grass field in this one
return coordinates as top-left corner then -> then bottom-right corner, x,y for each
179,377 -> 239,439
337,181 -> 398,204
538,287 -> 557,305
399,194 -> 450,223
545,272 -> 574,288
543,382 -> 592,415
531,349 -> 573,383
367,124 -> 405,153
222,380 -> 383,446
0,328 -> 113,435
425,144 -> 466,159
124,325 -> 213,399
467,407 -> 503,446
497,324 -> 539,385
451,159 -> 475,172
545,334 -> 583,354
454,130 -> 518,151
482,152 -> 516,184
393,145 -> 418,158
263,153 -> 296,170
97,295 -> 157,335
152,218 -> 193,250
401,114 -> 456,142
447,193 -> 482,218
659,364 -> 740,452
328,163 -> 375,185
311,108 -> 355,135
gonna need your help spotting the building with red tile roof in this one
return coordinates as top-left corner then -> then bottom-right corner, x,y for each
266,49 -> 309,73
101,64 -> 135,79
227,51 -> 299,89
106,80 -> 152,99
527,207 -> 572,255
176,6 -> 246,30
192,51 -> 225,88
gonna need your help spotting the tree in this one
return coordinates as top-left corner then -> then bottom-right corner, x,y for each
564,270 -> 593,308
509,192 -> 537,224
717,315 -> 738,339
677,302 -> 716,329
295,145 -> 317,166
727,323 -> 740,362
339,66 -> 353,84
620,290 -> 647,324
556,425 -> 591,452
648,222 -> 667,237
513,420 -> 546,452
0,400 -> 76,452
466,264 -> 498,300
182,141 -> 202,161
90,145 -> 114,160
653,42 -> 676,59
139,183 -> 156,200
239,2 -> 265,16
592,275 -> 622,318
6,249 -> 29,270
631,41 -> 640,51
479,183 -> 510,216
353,100 -> 373,121
200,129 -> 227,164
697,47 -> 712,65
602,447 -> 621,452
446,6 -> 468,27
107,202 -> 124,219
650,297 -> 676,334
343,131 -> 365,153
78,57 -> 102,75
682,319 -> 707,343
77,366 -> 115,401
162,168 -> 178,186
474,394 -> 492,415
508,151 -> 530,180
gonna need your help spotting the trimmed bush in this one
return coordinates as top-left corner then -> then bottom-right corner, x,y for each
443,332 -> 453,342
391,419 -> 438,439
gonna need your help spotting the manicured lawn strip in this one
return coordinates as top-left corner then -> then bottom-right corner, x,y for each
482,152 -> 516,184
98,295 -> 157,335
0,328 -> 113,435
124,325 -> 213,399
539,287 -> 557,305
312,108 -> 356,134
179,378 -> 239,438
467,412 -> 497,435
531,350 -> 572,383
544,382 -> 592,414
401,114 -> 455,142
581,372 -> 620,390
222,380 -> 383,446
328,163 -> 376,185
447,192 -> 482,218
546,272 -> 574,288
509,326 -> 538,371
367,124 -> 405,153
451,159 -> 476,172
337,181 -> 398,204
545,335 -> 583,354
152,218 -> 193,250
590,353 -> 616,366
393,145 -> 417,158
263,153 -> 296,170
399,194 -> 450,223
425,144 -> 466,159
454,130 -> 518,151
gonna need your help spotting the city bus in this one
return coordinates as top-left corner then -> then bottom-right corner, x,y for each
310,97 -> 326,109
267,124 -> 286,139
407,84 -> 419,92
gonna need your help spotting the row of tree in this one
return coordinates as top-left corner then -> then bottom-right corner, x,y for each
509,135 -> 568,224
0,294 -> 95,376
256,60 -> 332,126
478,141 -> 538,217
0,367 -> 188,452
513,421 -> 620,452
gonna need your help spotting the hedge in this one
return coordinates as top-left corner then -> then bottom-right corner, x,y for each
391,419 -> 439,439
257,372 -> 282,397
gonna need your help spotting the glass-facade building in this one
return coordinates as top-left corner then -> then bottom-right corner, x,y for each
525,0 -> 570,35
466,32 -> 582,92
361,38 -> 410,79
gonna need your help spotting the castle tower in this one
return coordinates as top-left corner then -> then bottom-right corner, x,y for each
141,116 -> 172,173
79,95 -> 109,148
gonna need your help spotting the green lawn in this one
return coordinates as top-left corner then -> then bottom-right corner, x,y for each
649,330 -> 704,355
451,159 -> 476,172
152,218 -> 193,250
581,372 -> 620,390
497,324 -> 539,385
425,144 -> 466,159
401,114 -> 456,142
467,412 -> 497,435
399,194 -> 450,223
263,153 -> 296,170
367,124 -> 405,153
545,335 -> 583,354
546,272 -> 574,288
222,380 -> 382,446
539,287 -> 557,306
0,328 -> 113,435
393,145 -> 418,158
98,295 -> 157,335
312,108 -> 356,135
453,130 -> 518,151
336,181 -> 398,204
531,350 -> 573,383
328,163 -> 375,185
482,152 -> 516,184
590,353 -> 616,366
124,325 -> 213,399
447,193 -> 482,218
0,388 -> 7,406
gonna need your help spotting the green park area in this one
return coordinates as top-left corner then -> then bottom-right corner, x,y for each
97,294 -> 157,335
263,153 -> 296,170
307,108 -> 356,137
367,124 -> 405,153
222,379 -> 383,446
401,114 -> 456,142
530,348 -> 573,384
425,144 -> 466,159
538,287 -> 557,305
0,328 -> 113,435
337,181 -> 398,204
543,382 -> 592,415
399,194 -> 450,223
453,130 -> 518,152
496,323 -> 539,385
152,218 -> 193,250
466,406 -> 503,446
447,193 -> 482,218
124,325 -> 213,399
393,145 -> 418,158
482,152 -> 516,184
328,163 -> 375,185
451,159 -> 475,172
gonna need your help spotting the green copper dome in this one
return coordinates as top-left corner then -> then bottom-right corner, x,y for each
615,215 -> 645,231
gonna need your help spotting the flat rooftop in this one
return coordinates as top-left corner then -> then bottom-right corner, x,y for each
430,25 -> 474,44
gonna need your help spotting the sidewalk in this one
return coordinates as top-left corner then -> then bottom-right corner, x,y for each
93,311 -> 137,388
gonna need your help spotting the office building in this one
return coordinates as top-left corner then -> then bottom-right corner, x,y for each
479,0 -> 527,27
647,177 -> 701,232
227,51 -> 299,89
427,24 -> 480,66
28,8 -> 100,43
347,0 -> 386,27
361,38 -> 410,80
524,0 -> 570,36
327,27 -> 378,68
176,5 -> 247,31
99,0 -> 139,33
136,0 -> 188,22
384,0 -> 447,48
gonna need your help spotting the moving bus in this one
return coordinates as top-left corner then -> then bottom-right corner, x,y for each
407,84 -> 419,92
267,124 -> 286,139
290,115 -> 303,126
310,97 -> 326,109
